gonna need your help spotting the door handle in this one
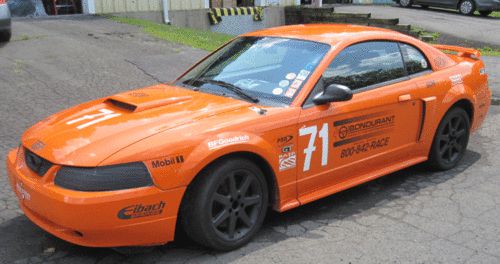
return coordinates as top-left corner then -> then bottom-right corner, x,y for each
398,94 -> 412,102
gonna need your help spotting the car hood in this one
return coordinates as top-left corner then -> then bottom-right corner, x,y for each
22,84 -> 253,166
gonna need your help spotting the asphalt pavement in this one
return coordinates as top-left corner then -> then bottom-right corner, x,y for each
1,16 -> 500,264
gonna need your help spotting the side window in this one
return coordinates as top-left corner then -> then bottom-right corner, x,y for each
323,41 -> 406,91
400,43 -> 431,75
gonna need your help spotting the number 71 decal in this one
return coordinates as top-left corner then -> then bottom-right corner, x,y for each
299,123 -> 329,171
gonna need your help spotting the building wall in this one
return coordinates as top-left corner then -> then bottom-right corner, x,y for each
352,0 -> 392,4
93,0 -> 298,14
94,0 -> 207,14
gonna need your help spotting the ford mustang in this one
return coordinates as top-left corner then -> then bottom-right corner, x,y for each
6,24 -> 491,251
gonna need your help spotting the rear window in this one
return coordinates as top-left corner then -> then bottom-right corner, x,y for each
323,41 -> 406,90
400,43 -> 431,75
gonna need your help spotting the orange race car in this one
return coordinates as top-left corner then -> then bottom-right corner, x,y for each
6,24 -> 491,251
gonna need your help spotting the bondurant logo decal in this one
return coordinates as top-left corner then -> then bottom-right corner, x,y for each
117,201 -> 166,220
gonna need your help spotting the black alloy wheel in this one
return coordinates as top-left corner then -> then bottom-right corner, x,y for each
428,107 -> 470,170
181,158 -> 268,251
210,169 -> 264,241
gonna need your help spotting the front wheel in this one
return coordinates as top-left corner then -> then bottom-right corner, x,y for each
459,0 -> 475,15
180,158 -> 268,251
399,0 -> 413,7
428,107 -> 470,171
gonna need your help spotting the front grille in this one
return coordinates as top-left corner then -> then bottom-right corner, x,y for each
24,148 -> 53,176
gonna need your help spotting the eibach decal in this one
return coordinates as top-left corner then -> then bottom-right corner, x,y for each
117,201 -> 166,220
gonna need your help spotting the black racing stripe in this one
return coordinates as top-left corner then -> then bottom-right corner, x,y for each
333,129 -> 392,147
333,111 -> 391,127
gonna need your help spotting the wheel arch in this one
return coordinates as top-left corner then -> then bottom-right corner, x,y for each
451,98 -> 474,125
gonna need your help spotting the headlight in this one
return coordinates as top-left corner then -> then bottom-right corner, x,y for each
55,162 -> 153,192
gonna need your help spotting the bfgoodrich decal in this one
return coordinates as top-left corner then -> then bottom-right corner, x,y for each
118,201 -> 166,220
208,135 -> 250,150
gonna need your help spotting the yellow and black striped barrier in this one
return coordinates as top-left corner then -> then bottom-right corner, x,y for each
208,7 -> 264,25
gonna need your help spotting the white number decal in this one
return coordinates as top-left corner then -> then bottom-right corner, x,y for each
299,123 -> 329,171
66,108 -> 121,130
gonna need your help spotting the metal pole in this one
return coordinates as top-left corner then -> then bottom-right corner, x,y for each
162,0 -> 170,24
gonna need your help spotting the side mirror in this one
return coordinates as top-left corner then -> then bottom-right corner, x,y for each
313,84 -> 353,105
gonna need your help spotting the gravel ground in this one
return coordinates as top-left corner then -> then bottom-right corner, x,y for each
1,16 -> 500,264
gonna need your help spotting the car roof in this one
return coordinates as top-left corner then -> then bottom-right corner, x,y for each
243,24 -> 400,45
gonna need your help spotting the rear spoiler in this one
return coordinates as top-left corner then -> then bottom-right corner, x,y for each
432,44 -> 481,60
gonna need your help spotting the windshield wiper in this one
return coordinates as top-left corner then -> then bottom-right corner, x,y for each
198,78 -> 259,103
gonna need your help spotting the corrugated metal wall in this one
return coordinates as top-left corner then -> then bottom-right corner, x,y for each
352,0 -> 392,4
94,0 -> 206,13
93,0 -> 298,14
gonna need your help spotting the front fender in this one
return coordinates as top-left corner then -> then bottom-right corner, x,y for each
177,131 -> 278,187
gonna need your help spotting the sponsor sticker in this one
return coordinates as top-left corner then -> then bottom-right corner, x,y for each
272,87 -> 283,95
279,80 -> 290,87
340,137 -> 390,159
290,79 -> 303,89
285,88 -> 297,98
335,114 -> 395,140
208,135 -> 250,150
128,92 -> 148,97
286,73 -> 297,80
277,135 -> 293,145
281,145 -> 293,153
118,201 -> 166,220
449,74 -> 463,86
151,155 -> 184,168
296,70 -> 310,81
16,182 -> 31,201
279,152 -> 296,171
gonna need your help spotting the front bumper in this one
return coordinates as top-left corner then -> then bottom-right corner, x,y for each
6,148 -> 186,247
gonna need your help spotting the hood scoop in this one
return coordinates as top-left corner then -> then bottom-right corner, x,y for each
105,93 -> 192,113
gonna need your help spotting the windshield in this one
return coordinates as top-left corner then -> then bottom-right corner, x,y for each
176,37 -> 331,106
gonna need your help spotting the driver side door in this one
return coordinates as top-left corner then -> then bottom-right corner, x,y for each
296,41 -> 424,202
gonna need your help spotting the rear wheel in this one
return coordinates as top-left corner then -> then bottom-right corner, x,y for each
0,29 -> 11,42
180,158 -> 268,251
458,0 -> 475,15
399,0 -> 413,7
479,11 -> 492,16
428,107 -> 470,170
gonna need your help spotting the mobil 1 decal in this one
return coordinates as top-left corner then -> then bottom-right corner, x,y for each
298,112 -> 395,171
333,112 -> 395,159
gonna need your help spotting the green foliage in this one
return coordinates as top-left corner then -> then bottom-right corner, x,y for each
107,16 -> 233,51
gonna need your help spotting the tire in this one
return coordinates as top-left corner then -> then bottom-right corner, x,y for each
399,0 -> 413,7
479,11 -> 492,16
0,29 -> 11,42
428,107 -> 470,171
180,158 -> 269,251
458,0 -> 475,15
